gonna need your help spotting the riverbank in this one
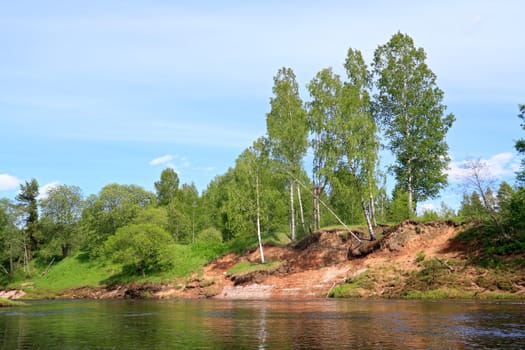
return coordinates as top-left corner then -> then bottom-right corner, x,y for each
3,221 -> 524,300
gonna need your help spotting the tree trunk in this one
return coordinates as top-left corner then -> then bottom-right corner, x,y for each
369,193 -> 377,227
312,186 -> 319,231
407,161 -> 414,218
256,173 -> 265,264
290,180 -> 295,241
361,198 -> 376,240
297,185 -> 306,235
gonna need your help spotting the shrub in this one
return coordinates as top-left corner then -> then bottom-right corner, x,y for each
104,223 -> 175,276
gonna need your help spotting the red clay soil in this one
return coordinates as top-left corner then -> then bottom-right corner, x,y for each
179,220 -> 469,299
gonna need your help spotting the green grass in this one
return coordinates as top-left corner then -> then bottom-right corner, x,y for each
227,260 -> 283,278
27,253 -> 120,293
0,297 -> 26,307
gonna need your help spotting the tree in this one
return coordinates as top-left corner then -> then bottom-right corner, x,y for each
16,179 -> 39,271
307,67 -> 342,230
516,104 -> 525,185
233,138 -> 274,263
81,184 -> 155,255
266,67 -> 309,240
155,168 -> 180,206
373,32 -> 455,216
335,48 -> 379,239
40,185 -> 84,258
104,223 -> 175,276
166,183 -> 199,243
0,199 -> 21,277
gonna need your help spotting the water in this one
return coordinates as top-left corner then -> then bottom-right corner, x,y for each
1,299 -> 524,349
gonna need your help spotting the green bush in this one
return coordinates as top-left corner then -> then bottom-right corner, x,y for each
104,223 -> 175,276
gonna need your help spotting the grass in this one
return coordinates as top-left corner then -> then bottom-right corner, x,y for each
0,297 -> 26,307
227,260 -> 283,278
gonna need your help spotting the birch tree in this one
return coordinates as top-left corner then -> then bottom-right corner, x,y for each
307,67 -> 342,230
266,67 -> 308,240
334,48 -> 379,239
373,32 -> 455,216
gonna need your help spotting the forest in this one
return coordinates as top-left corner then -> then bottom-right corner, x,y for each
1,32 -> 524,285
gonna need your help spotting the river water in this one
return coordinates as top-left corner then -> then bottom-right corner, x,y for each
1,299 -> 523,349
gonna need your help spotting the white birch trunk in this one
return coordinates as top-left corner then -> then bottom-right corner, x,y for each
361,198 -> 376,240
297,185 -> 306,235
256,173 -> 265,264
290,180 -> 295,241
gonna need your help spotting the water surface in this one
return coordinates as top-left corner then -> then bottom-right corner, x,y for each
1,299 -> 523,349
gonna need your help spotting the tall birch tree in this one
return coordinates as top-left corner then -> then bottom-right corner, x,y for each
266,67 -> 308,240
335,48 -> 379,239
307,68 -> 342,231
373,32 -> 455,216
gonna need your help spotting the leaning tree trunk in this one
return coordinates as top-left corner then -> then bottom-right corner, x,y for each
361,197 -> 376,240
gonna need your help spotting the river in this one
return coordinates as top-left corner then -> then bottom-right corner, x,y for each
1,299 -> 524,349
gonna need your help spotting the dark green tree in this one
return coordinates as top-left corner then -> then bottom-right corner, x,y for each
266,67 -> 309,240
373,32 -> 455,216
16,179 -> 39,271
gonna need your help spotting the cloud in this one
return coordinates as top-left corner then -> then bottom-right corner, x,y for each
448,152 -> 518,181
37,181 -> 60,200
419,203 -> 436,212
0,174 -> 21,191
150,154 -> 174,166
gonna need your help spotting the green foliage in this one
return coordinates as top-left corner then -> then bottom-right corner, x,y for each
195,226 -> 222,244
373,32 -> 455,214
415,251 -> 426,263
226,260 -> 283,277
16,179 -> 40,259
155,168 -> 180,206
104,224 -> 175,275
81,184 -> 155,255
39,185 -> 84,259
505,187 -> 525,231
387,187 -> 413,222
266,67 -> 308,175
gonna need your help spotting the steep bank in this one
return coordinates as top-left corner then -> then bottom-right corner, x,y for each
4,221 -> 524,300
191,220 -> 525,299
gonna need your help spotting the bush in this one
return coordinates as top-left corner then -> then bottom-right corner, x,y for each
195,227 -> 223,244
104,223 -> 175,276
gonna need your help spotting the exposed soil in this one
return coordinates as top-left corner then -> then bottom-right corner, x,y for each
6,221 -> 523,300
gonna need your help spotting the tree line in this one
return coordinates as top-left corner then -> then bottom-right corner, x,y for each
1,33 -> 524,280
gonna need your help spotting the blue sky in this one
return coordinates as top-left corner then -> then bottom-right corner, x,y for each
1,0 -> 524,211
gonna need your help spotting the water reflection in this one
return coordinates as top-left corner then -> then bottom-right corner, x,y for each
0,299 -> 524,349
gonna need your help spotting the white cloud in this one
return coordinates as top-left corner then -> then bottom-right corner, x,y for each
419,203 -> 436,212
150,154 -> 174,166
0,174 -> 21,191
37,181 -> 60,200
448,152 -> 517,181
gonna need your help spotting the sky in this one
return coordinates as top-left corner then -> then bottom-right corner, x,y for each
1,0 -> 524,212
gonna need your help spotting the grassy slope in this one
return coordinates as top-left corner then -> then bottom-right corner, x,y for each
11,230 -> 291,298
